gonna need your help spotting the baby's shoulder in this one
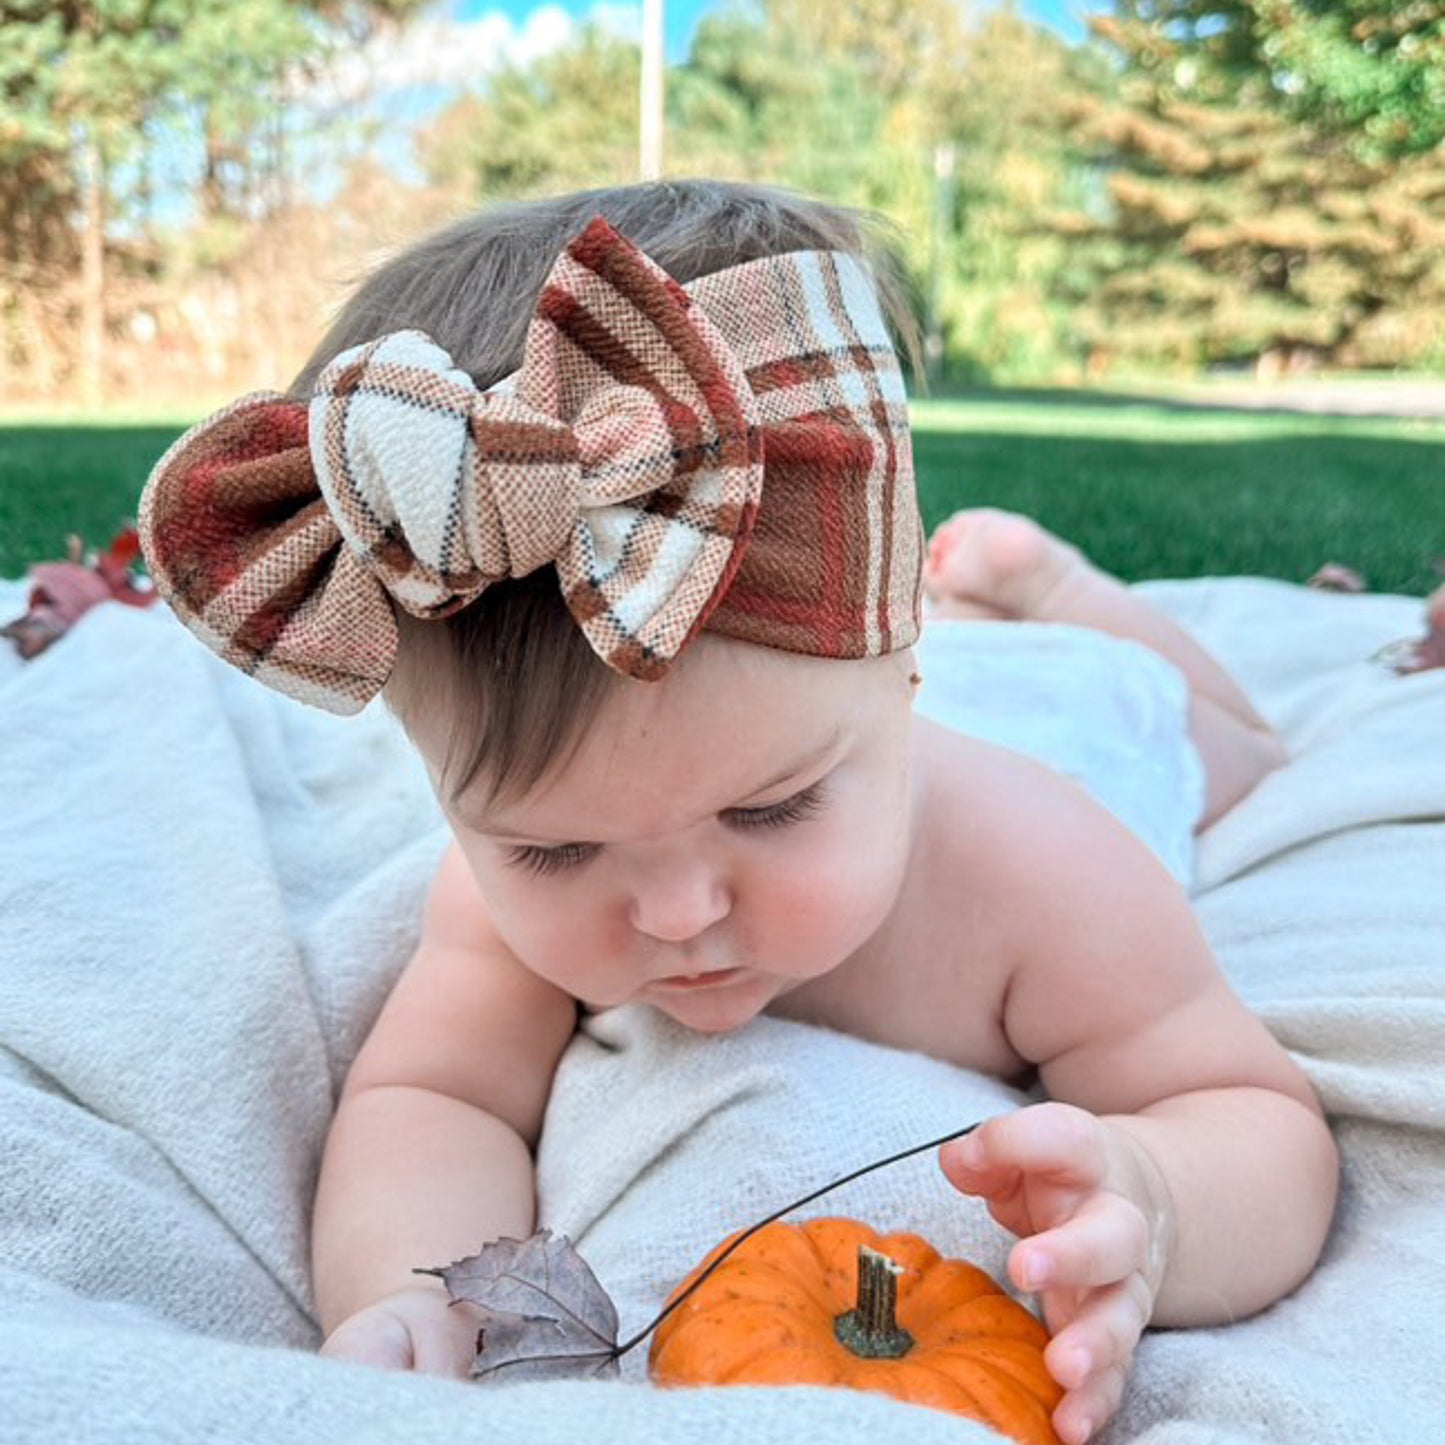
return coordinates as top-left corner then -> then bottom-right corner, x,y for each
903,715 -> 1170,978
910,714 -> 1099,881
814,719 -> 1197,1074
422,838 -> 504,951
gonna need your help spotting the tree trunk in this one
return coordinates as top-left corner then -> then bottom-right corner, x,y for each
78,127 -> 106,410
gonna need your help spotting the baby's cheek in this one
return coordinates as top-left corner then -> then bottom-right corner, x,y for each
772,851 -> 898,956
488,899 -> 617,989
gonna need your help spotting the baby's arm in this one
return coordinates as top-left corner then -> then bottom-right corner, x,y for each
312,842 -> 576,1374
938,761 -> 1338,1443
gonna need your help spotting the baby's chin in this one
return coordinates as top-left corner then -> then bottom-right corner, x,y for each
646,973 -> 780,1035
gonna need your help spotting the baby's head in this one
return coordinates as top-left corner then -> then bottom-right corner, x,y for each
140,180 -> 927,1027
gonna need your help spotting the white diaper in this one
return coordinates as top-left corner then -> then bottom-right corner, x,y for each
913,619 -> 1206,891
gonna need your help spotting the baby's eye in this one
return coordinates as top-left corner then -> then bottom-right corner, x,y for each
506,841 -> 598,877
724,781 -> 828,832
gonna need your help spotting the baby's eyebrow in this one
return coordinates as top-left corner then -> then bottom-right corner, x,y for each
732,726 -> 845,804
467,727 -> 846,841
463,811 -> 556,843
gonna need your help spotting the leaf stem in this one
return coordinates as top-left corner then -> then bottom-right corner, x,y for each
611,1118 -> 981,1359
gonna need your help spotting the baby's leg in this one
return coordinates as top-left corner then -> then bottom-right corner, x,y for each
925,509 -> 1287,828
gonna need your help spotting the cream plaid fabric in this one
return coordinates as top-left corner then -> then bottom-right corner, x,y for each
139,216 -> 919,714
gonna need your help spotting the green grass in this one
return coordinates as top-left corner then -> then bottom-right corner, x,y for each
3,393 -> 1443,594
911,395 -> 1445,596
1,418 -> 188,579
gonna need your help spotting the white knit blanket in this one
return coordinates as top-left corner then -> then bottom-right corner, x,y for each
2,575 -> 1441,1444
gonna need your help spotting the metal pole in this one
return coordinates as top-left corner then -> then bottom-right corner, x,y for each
640,0 -> 664,180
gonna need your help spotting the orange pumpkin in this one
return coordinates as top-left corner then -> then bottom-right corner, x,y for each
649,1217 -> 1063,1445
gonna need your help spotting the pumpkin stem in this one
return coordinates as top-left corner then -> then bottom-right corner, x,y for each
834,1245 -> 914,1359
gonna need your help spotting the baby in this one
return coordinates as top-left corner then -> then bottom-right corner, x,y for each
138,181 -> 1337,1445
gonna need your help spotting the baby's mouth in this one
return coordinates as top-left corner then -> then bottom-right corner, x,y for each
649,967 -> 744,992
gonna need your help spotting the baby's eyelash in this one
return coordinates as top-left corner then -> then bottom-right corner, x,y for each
506,841 -> 597,877
725,782 -> 828,831
503,783 -> 827,873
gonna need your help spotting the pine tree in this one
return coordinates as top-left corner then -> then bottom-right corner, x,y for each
1054,3 -> 1445,372
1248,1 -> 1445,158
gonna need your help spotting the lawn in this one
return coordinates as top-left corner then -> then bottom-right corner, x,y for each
911,395 -> 1444,596
2,393 -> 1442,595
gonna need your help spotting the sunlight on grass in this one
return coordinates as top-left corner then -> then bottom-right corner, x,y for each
911,398 -> 1443,447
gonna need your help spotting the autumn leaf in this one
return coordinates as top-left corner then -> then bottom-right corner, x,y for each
1306,562 -> 1368,594
418,1229 -> 621,1383
1,527 -> 156,660
1374,579 -> 1445,676
1376,625 -> 1445,676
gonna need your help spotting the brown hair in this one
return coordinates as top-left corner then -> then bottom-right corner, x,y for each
290,180 -> 919,811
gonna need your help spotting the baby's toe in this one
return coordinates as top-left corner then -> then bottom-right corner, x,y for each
924,508 -> 1059,618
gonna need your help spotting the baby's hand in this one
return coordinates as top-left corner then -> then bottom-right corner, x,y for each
939,1103 -> 1173,1445
320,1284 -> 483,1378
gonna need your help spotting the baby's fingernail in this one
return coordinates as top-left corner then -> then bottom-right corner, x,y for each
1021,1253 -> 1052,1289
946,1135 -> 982,1169
1073,1418 -> 1094,1444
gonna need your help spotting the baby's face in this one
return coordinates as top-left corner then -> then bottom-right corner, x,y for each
437,636 -> 919,1033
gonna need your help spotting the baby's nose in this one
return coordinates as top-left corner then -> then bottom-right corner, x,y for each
627,864 -> 731,943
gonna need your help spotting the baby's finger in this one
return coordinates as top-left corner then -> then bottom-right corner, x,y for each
321,1312 -> 414,1371
1046,1275 -> 1152,1393
942,1104 -> 1108,1192
1051,1359 -> 1129,1445
1010,1190 -> 1150,1294
410,1318 -> 482,1378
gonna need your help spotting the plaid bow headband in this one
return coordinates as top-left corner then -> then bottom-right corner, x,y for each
139,217 -> 921,714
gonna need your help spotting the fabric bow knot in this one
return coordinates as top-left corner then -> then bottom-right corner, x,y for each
140,218 -> 764,713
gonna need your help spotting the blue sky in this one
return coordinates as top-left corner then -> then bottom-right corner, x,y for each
455,0 -> 1090,55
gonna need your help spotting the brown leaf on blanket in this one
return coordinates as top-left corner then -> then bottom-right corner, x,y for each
1306,562 -> 1368,593
1,527 -> 156,660
417,1229 -> 621,1383
1377,626 -> 1445,675
1374,582 -> 1445,675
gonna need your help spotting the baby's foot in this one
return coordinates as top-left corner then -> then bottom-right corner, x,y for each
923,508 -> 1092,622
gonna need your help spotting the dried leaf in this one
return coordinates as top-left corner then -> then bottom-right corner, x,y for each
1306,562 -> 1368,593
2,527 -> 156,660
1376,626 -> 1445,675
1412,628 -> 1445,673
465,1306 -> 620,1383
420,1229 -> 621,1383
1374,582 -> 1445,675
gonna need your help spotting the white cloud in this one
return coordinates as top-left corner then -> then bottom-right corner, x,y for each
287,4 -> 585,108
588,2 -> 643,44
